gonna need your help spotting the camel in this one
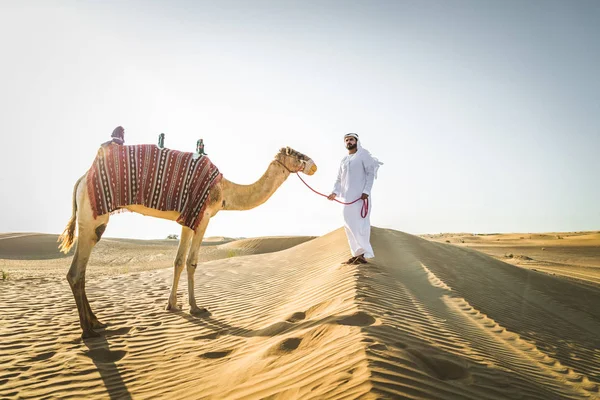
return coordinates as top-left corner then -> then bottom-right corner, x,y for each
58,146 -> 317,338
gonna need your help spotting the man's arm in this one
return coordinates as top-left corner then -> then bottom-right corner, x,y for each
328,163 -> 343,200
362,153 -> 376,196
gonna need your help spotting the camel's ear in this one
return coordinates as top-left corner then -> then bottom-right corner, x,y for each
286,147 -> 291,155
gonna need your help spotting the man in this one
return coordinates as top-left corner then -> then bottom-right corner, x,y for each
328,133 -> 383,264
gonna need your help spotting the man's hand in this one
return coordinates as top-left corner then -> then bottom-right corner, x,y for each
327,193 -> 337,201
360,193 -> 369,200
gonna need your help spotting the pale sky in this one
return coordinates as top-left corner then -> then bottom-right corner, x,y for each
1,0 -> 599,239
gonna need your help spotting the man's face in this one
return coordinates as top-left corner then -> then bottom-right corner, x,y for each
345,137 -> 357,150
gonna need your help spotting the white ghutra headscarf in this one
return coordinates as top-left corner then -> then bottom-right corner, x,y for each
344,133 -> 383,178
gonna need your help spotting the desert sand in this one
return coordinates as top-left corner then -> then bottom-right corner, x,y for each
423,232 -> 600,287
1,228 -> 599,399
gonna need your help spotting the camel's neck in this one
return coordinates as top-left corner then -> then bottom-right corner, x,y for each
220,161 -> 291,211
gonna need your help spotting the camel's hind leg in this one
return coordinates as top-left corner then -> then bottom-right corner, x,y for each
187,215 -> 211,314
166,226 -> 193,311
67,182 -> 109,338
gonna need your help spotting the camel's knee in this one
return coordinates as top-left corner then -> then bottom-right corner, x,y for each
66,271 -> 75,286
174,254 -> 186,269
67,272 -> 85,289
186,262 -> 197,274
66,253 -> 88,285
67,256 -> 80,286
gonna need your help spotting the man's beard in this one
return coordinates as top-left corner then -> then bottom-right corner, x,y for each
346,143 -> 357,150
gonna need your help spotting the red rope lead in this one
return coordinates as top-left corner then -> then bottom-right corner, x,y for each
294,173 -> 369,218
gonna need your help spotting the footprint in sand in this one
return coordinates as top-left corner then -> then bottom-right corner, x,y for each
84,349 -> 127,363
29,351 -> 56,362
368,343 -> 388,351
266,338 -> 302,356
199,350 -> 232,359
286,312 -> 306,323
278,338 -> 302,351
406,349 -> 469,381
336,311 -> 377,326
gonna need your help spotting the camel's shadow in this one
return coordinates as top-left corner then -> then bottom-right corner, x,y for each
174,307 -> 370,339
82,335 -> 132,400
77,302 -> 372,399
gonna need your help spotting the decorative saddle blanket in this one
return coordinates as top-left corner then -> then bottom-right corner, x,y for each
87,144 -> 222,230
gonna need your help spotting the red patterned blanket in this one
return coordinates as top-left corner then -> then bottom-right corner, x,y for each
87,144 -> 222,230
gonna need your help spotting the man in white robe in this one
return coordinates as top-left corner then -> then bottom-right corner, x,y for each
328,133 -> 383,264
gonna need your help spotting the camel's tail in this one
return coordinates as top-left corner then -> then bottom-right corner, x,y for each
58,175 -> 84,254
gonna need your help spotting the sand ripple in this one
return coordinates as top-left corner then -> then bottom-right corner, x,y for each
1,228 -> 598,399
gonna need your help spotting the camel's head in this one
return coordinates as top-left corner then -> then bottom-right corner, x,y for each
276,147 -> 317,176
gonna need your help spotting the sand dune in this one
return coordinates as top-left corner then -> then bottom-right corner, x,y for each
1,228 -> 599,399
0,233 -> 74,260
0,234 -> 314,280
218,236 -> 317,254
424,231 -> 600,286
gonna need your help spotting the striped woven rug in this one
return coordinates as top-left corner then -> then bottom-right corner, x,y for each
87,144 -> 222,230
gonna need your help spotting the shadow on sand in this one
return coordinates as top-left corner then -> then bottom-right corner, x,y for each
83,330 -> 132,400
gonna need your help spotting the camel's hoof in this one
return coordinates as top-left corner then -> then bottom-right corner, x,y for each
82,329 -> 101,339
92,320 -> 107,329
190,306 -> 210,316
166,303 -> 181,312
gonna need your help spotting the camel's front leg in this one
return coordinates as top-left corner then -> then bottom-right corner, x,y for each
167,227 -> 193,311
187,215 -> 210,315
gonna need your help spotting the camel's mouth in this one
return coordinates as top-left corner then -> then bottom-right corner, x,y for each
306,163 -> 317,176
